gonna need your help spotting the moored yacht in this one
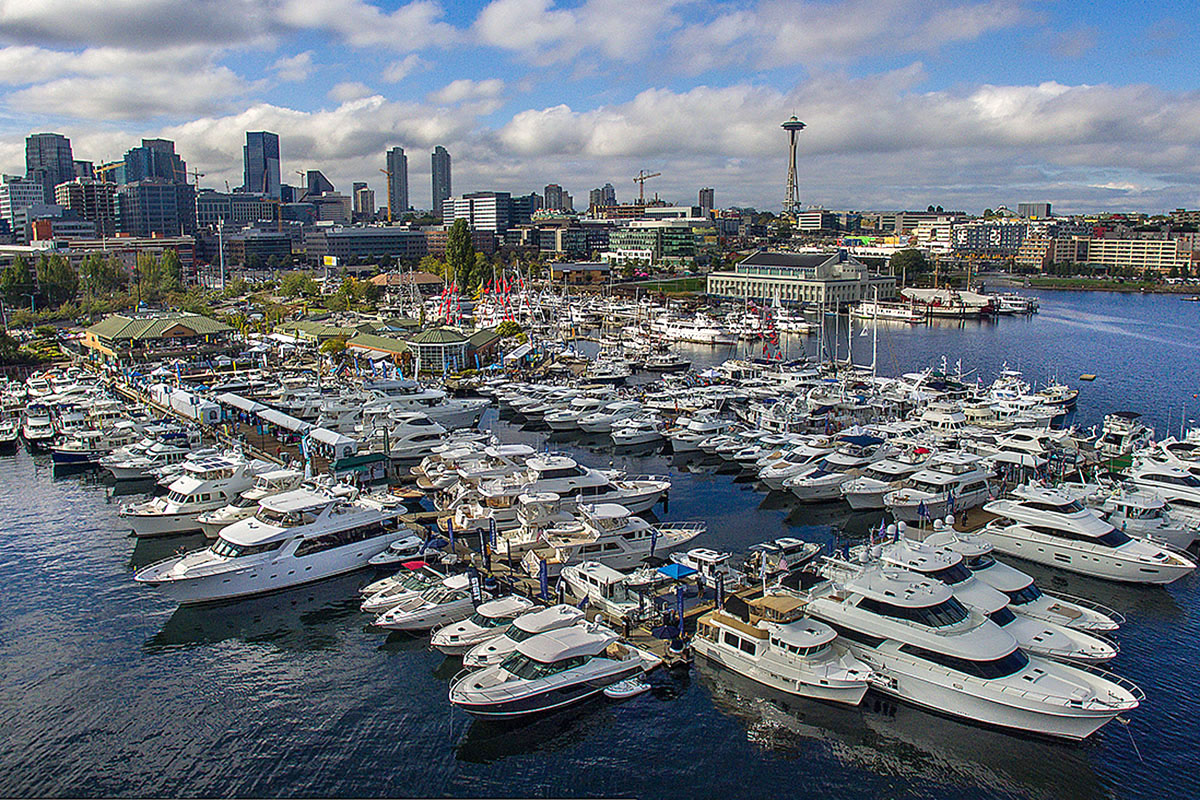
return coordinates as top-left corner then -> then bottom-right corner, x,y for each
119,454 -> 275,537
448,624 -> 659,717
800,561 -> 1140,739
981,484 -> 1196,583
884,452 -> 991,523
195,467 -> 306,538
431,595 -> 538,655
134,486 -> 407,604
462,604 -> 586,669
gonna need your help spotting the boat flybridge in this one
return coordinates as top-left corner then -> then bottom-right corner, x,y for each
798,560 -> 1141,740
883,452 -> 992,523
462,604 -> 586,669
782,434 -> 893,503
448,623 -> 660,718
195,467 -> 307,538
1127,459 -> 1200,526
693,593 -> 871,705
521,503 -> 705,576
982,484 -> 1196,584
840,451 -> 933,510
1067,482 -> 1199,551
863,537 -> 1117,664
362,379 -> 488,430
134,485 -> 408,604
120,454 -> 275,537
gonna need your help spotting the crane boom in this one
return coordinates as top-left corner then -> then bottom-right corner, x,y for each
633,170 -> 661,203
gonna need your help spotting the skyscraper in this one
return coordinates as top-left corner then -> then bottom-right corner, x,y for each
699,187 -> 714,215
25,132 -> 74,204
352,182 -> 375,217
544,184 -> 565,211
385,147 -> 408,220
56,179 -> 117,237
431,145 -> 451,218
243,131 -> 281,197
601,183 -> 616,206
124,138 -> 186,184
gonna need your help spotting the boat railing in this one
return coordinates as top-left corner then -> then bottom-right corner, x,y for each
1072,662 -> 1146,704
622,473 -> 670,483
654,521 -> 707,536
1041,590 -> 1126,626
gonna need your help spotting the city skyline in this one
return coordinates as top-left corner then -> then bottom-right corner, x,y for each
0,0 -> 1195,214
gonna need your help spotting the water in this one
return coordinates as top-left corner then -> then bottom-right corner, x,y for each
0,289 -> 1196,799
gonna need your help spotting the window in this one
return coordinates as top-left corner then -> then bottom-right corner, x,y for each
738,637 -> 757,655
825,621 -> 884,648
987,607 -> 1016,626
723,630 -> 741,649
1003,583 -> 1042,605
295,522 -> 386,557
965,554 -> 995,570
858,595 -> 970,627
501,652 -> 589,680
210,538 -> 285,558
1024,499 -> 1084,514
926,562 -> 972,585
1027,525 -> 1130,548
899,644 -> 1029,679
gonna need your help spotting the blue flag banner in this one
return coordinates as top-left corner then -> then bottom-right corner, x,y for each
447,517 -> 455,552
488,517 -> 497,549
467,566 -> 483,605
714,573 -> 725,611
676,584 -> 686,638
649,526 -> 659,558
538,559 -> 549,601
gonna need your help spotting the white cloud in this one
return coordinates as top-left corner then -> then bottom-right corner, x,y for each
327,81 -> 374,102
429,78 -> 505,105
272,50 -> 315,82
274,0 -> 459,51
383,54 -> 427,83
8,66 -> 249,120
474,0 -> 683,64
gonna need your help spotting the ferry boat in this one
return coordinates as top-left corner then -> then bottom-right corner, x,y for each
851,301 -> 925,323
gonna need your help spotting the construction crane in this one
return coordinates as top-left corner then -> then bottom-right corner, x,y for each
633,170 -> 661,204
187,167 -> 205,187
378,168 -> 393,223
94,162 -> 122,182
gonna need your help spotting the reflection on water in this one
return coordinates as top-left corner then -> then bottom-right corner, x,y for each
128,532 -> 208,569
455,695 -> 617,765
697,662 -> 1109,800
146,572 -> 367,651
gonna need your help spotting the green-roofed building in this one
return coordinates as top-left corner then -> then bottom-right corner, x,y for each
275,320 -> 357,344
407,326 -> 469,374
83,312 -> 235,365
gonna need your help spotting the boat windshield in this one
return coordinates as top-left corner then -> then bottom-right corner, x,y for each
509,625 -> 540,643
420,585 -> 465,604
210,538 -> 284,558
1003,583 -> 1042,605
256,506 -> 318,527
858,595 -> 970,627
987,606 -> 1017,626
965,554 -> 996,570
500,651 -> 590,680
468,612 -> 513,629
925,561 -> 973,585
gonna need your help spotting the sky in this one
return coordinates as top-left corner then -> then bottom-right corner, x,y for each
0,0 -> 1197,215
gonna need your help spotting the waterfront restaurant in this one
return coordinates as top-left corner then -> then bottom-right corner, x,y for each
82,312 -> 234,366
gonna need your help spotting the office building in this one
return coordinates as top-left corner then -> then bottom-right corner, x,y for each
706,250 -> 896,306
74,161 -> 95,180
1017,202 -> 1052,219
608,221 -> 696,264
431,145 -> 451,218
352,182 -> 375,217
952,221 -> 1028,256
446,191 -> 511,233
243,131 -> 281,198
25,132 -> 75,204
386,146 -> 408,219
195,190 -> 277,228
544,184 -> 565,212
306,227 -> 428,262
305,170 -> 334,197
1083,238 -> 1192,273
117,181 -> 197,237
124,139 -> 186,184
0,176 -> 48,230
699,188 -> 714,215
310,193 -> 352,224
55,179 -> 117,237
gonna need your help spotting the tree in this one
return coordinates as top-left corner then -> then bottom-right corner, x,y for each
320,336 -> 348,361
279,271 -> 319,298
495,319 -> 521,338
890,249 -> 931,279
37,254 -> 78,307
418,254 -> 447,279
446,218 -> 475,289
1,256 -> 34,306
160,249 -> 183,293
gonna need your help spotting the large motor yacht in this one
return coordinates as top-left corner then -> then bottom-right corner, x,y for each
51,423 -> 142,466
1126,459 -> 1200,525
20,403 -> 56,450
693,594 -> 871,705
800,561 -> 1141,740
783,435 -> 893,503
1097,411 -> 1154,460
840,452 -> 931,510
134,486 -> 407,604
448,624 -> 659,718
120,454 -> 275,537
884,452 -> 991,523
981,484 -> 1196,584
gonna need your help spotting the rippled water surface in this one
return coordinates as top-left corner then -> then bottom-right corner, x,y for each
0,290 -> 1196,799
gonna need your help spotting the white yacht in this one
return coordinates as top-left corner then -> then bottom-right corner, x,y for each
431,595 -> 538,655
611,415 -> 665,446
1069,483 -> 1198,551
783,435 -> 892,503
867,537 -> 1117,663
560,561 -> 641,619
195,467 -> 307,538
120,454 -> 275,537
463,604 -> 586,669
578,400 -> 644,434
841,453 -> 931,510
756,440 -> 836,490
694,594 -> 871,705
520,503 -> 706,576
884,452 -> 992,523
20,403 -> 55,450
981,484 -> 1196,583
51,423 -> 142,466
667,413 -> 732,454
650,312 -> 738,345
362,379 -> 488,429
449,624 -> 659,717
134,486 -> 408,604
925,526 -> 1124,633
374,412 -> 449,462
545,396 -> 612,432
1097,412 -> 1154,459
1127,459 -> 1200,525
102,439 -> 198,481
360,564 -> 450,613
801,561 -> 1140,740
851,300 -> 924,323
373,573 -> 488,631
